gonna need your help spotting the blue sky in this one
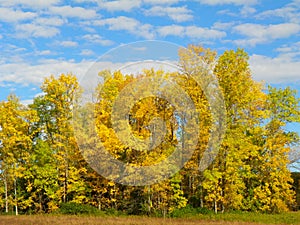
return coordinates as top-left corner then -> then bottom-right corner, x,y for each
0,0 -> 299,106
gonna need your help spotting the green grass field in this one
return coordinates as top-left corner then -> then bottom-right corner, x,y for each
0,212 -> 299,225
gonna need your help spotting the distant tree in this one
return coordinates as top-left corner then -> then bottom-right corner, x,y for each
0,94 -> 38,214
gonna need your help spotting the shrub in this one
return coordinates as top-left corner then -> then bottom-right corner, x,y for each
170,205 -> 212,218
58,202 -> 104,215
104,208 -> 127,216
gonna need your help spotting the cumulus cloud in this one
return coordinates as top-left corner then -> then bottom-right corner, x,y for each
249,54 -> 300,83
185,26 -> 226,39
158,24 -> 226,40
59,41 -> 78,47
1,53 -> 299,100
0,7 -> 36,23
144,6 -> 193,22
197,0 -> 258,5
143,0 -> 180,4
94,16 -> 155,39
240,6 -> 256,17
212,22 -> 235,30
34,17 -> 65,26
15,23 -> 60,38
276,41 -> 300,55
21,99 -> 34,105
50,6 -> 98,19
80,49 -> 94,56
0,59 -> 94,86
82,34 -> 114,46
36,50 -> 52,55
97,0 -> 141,12
11,15 -> 65,38
256,1 -> 300,23
233,23 -> 300,46
0,0 -> 60,8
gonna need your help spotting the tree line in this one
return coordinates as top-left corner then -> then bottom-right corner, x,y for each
0,45 -> 299,215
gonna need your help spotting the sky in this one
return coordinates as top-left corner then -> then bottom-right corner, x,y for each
0,0 -> 299,167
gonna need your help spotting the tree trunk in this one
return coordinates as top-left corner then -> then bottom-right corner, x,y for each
147,186 -> 152,214
199,185 -> 203,208
4,173 -> 8,213
14,178 -> 18,216
214,198 -> 217,214
98,200 -> 101,211
63,166 -> 68,203
39,193 -> 43,212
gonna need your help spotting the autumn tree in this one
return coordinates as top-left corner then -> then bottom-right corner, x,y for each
253,86 -> 299,212
0,45 -> 298,215
30,73 -> 88,211
0,94 -> 38,214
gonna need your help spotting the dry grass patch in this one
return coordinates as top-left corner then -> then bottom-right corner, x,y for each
0,215 -> 290,225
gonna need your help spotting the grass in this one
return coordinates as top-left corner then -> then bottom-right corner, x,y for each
0,215 -> 277,225
194,211 -> 300,224
0,212 -> 299,225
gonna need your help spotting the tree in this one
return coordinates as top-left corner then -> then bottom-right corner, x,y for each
253,86 -> 300,212
1,45 -> 298,215
30,73 -> 87,211
0,94 -> 38,214
23,140 -> 59,213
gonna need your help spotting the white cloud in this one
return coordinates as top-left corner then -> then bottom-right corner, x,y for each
94,16 -> 155,39
59,41 -> 78,47
50,6 -> 98,19
197,0 -> 258,5
119,60 -> 179,75
240,6 -> 256,17
21,99 -> 34,105
80,49 -> 94,56
249,54 -> 300,83
143,0 -> 179,4
0,7 -> 36,23
34,17 -> 65,26
0,0 -> 60,8
0,59 -> 139,95
212,22 -> 235,30
185,26 -> 226,39
217,5 -> 256,17
73,0 -> 97,2
0,57 -> 179,95
0,59 -> 94,86
158,25 -> 226,40
217,9 -> 236,17
144,6 -> 193,22
16,23 -> 60,38
82,34 -> 114,46
256,1 -> 300,23
276,41 -> 300,54
12,16 -> 64,38
233,23 -> 300,46
132,47 -> 147,51
19,93 -> 46,106
249,41 -> 300,84
36,50 -> 52,55
158,25 -> 192,37
97,0 -> 141,12
1,45 -> 27,64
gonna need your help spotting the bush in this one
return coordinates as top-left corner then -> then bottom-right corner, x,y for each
104,208 -> 127,216
198,207 -> 213,215
58,202 -> 104,216
170,205 -> 213,218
